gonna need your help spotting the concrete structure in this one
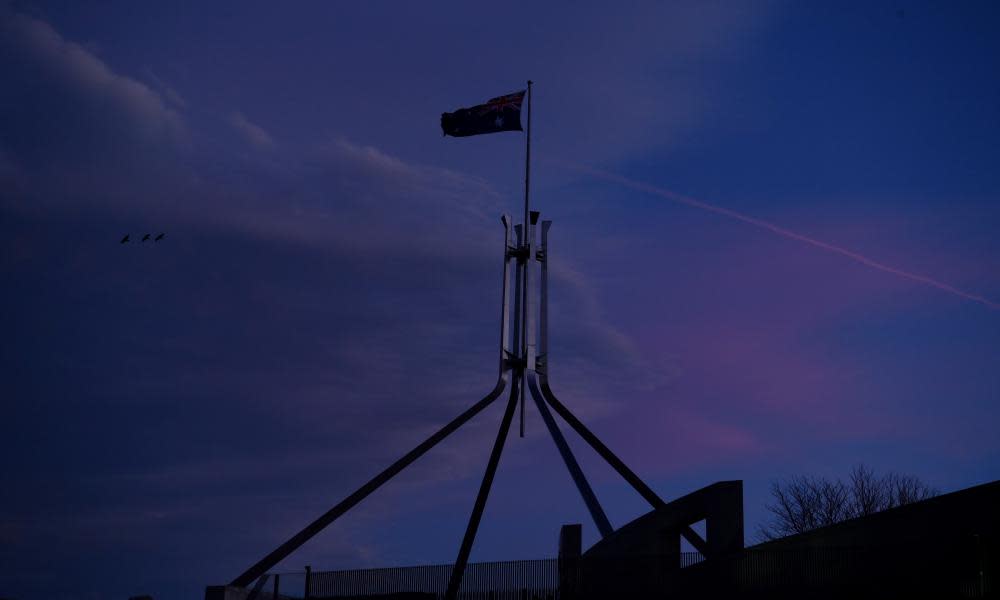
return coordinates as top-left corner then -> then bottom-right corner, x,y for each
584,480 -> 743,561
561,478 -> 999,599
560,480 -> 743,599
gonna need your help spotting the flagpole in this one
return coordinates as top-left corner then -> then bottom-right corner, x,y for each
523,80 -> 532,238
520,80 -> 533,438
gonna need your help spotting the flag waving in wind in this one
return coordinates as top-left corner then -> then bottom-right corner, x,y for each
441,90 -> 526,137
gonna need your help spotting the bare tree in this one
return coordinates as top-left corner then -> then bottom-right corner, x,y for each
757,475 -> 850,541
849,463 -> 886,517
757,464 -> 937,541
848,464 -> 937,515
884,471 -> 938,507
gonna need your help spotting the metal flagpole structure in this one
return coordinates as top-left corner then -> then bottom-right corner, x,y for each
524,217 -> 712,558
214,80 -> 714,600
519,80 -> 533,438
226,214 -> 516,589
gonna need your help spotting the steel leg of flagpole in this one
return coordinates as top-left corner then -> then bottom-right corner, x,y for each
526,371 -> 613,538
509,224 -> 523,359
230,216 -> 517,588
523,219 -> 537,363
533,218 -> 659,505
537,387 -> 661,508
533,216 -> 709,556
530,218 -> 613,538
538,382 -> 710,556
444,376 -> 521,600
522,211 -> 539,438
510,224 -> 525,438
231,377 -> 510,587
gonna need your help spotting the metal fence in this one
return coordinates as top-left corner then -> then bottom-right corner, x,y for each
679,551 -> 706,568
250,553 -> 707,600
253,557 -> 561,600
243,543 -> 996,600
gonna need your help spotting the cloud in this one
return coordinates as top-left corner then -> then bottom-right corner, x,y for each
144,67 -> 188,108
228,111 -> 274,149
0,8 -> 186,144
3,5 -> 998,599
512,1 -> 779,165
553,160 -> 1000,310
0,12 -> 661,595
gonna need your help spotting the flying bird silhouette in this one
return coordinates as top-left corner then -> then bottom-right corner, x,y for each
154,233 -> 165,241
142,233 -> 151,242
120,234 -> 130,244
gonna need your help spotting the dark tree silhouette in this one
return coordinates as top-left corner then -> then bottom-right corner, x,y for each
757,464 -> 937,541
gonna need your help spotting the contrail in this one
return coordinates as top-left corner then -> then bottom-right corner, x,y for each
547,158 -> 1000,311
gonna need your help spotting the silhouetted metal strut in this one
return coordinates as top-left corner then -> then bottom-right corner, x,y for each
226,210 -> 708,596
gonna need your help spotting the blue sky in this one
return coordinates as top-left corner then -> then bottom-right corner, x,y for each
2,1 -> 999,599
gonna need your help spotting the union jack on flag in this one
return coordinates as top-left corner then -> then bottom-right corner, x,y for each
478,92 -> 524,116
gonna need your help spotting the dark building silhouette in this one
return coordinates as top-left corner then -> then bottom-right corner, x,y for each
213,479 -> 997,599
561,478 -> 998,599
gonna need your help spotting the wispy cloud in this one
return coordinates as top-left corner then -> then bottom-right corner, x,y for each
0,11 -> 655,595
1,8 -> 186,143
143,67 -> 187,109
552,159 -> 1000,310
228,111 -> 274,149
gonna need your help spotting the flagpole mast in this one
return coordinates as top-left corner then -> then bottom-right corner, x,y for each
519,79 -> 533,438
523,80 -> 532,240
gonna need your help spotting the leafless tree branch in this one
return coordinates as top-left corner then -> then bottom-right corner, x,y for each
757,464 -> 937,542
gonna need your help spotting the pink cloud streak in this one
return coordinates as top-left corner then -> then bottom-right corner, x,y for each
548,159 -> 1000,311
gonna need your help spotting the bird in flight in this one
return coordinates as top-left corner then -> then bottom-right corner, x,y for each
154,233 -> 165,241
142,233 -> 151,242
120,234 -> 130,244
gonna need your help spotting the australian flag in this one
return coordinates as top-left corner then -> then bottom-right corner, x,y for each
441,90 -> 525,137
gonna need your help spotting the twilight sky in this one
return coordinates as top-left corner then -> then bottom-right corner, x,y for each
2,1 -> 999,598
